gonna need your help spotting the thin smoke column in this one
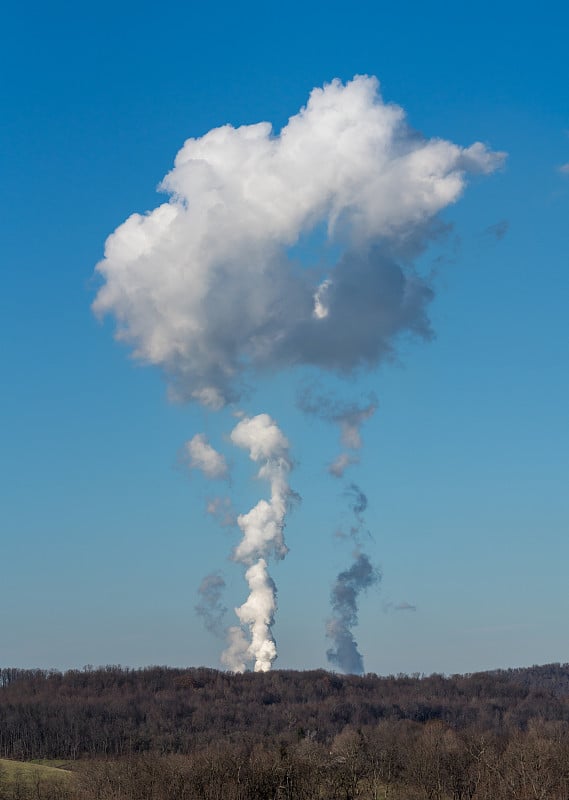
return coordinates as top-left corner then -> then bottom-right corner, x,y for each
327,553 -> 380,674
343,482 -> 371,539
326,481 -> 378,673
297,387 -> 379,671
195,573 -> 227,637
298,389 -> 377,478
221,413 -> 293,672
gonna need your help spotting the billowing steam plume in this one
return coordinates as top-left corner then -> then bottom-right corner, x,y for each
93,76 -> 503,408
92,75 -> 504,673
221,414 -> 293,672
327,553 -> 381,674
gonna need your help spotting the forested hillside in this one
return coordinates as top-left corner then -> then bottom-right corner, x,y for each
3,664 -> 569,799
2,663 -> 569,759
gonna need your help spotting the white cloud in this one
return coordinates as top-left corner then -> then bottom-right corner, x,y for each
93,75 -> 505,406
190,387 -> 225,410
184,433 -> 228,479
230,413 -> 290,463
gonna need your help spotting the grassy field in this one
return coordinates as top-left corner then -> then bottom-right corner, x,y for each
0,758 -> 74,787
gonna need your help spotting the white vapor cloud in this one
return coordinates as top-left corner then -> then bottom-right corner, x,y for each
230,414 -> 290,464
230,414 -> 291,564
183,433 -> 228,479
234,558 -> 277,673
92,75 -> 505,674
222,414 -> 293,672
220,626 -> 250,673
93,75 -> 505,406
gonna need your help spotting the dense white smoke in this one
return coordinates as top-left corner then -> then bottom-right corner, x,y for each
221,414 -> 293,672
233,559 -> 277,672
93,76 -> 503,407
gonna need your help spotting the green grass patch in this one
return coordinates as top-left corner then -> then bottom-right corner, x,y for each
28,759 -> 73,770
0,758 -> 73,787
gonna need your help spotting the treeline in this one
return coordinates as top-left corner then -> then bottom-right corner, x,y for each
5,722 -> 569,800
1,664 -> 569,761
75,722 -> 569,800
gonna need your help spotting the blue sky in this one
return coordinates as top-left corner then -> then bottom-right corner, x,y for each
1,0 -> 568,675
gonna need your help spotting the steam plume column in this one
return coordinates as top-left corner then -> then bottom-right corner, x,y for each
222,414 -> 293,672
